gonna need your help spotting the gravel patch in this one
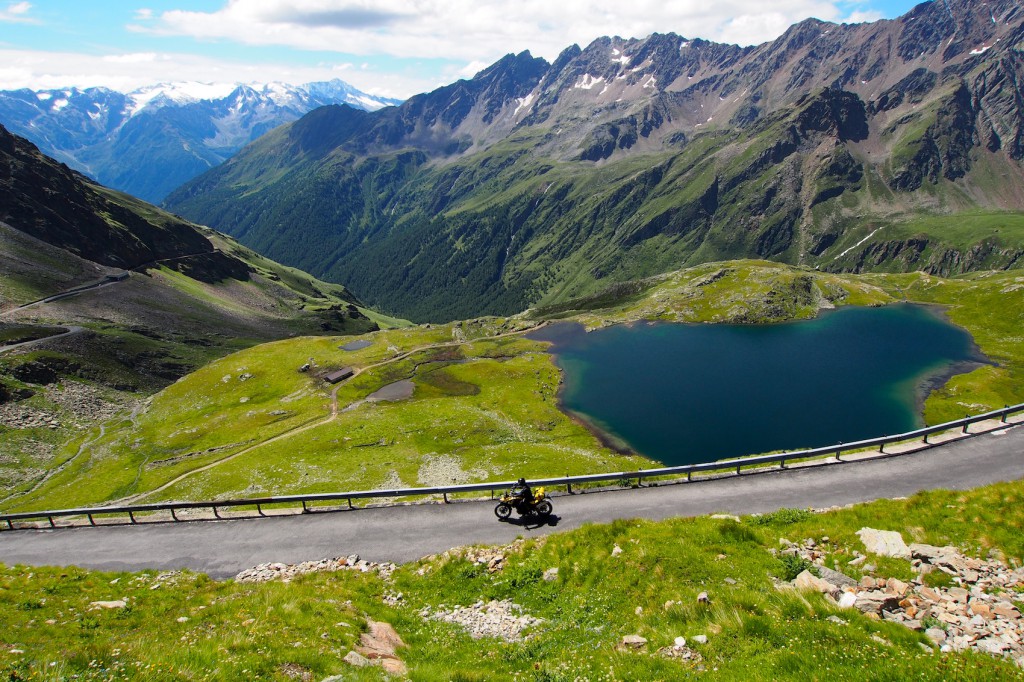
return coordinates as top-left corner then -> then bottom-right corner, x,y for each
416,454 -> 489,487
421,599 -> 544,641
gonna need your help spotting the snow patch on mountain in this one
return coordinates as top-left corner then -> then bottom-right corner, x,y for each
514,93 -> 536,117
574,75 -> 605,90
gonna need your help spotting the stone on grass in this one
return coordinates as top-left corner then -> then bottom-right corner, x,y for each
697,591 -> 710,604
89,600 -> 126,610
853,591 -> 902,615
817,566 -> 857,588
794,570 -> 839,596
379,658 -> 408,676
343,651 -> 370,668
692,634 -> 708,645
838,592 -> 858,609
543,567 -> 559,582
857,528 -> 911,559
619,635 -> 647,650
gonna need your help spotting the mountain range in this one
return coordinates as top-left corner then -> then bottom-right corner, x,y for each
0,79 -> 400,203
165,0 -> 1024,322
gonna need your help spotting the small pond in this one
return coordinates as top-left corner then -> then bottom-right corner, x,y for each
340,339 -> 373,351
528,304 -> 986,466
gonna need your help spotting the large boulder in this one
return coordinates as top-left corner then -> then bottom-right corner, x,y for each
857,528 -> 911,559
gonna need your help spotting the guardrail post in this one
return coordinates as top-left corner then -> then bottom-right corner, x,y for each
779,459 -> 785,469
347,497 -> 354,510
257,503 -> 265,517
836,445 -> 842,462
128,511 -> 136,524
1002,406 -> 1009,424
879,440 -> 885,453
87,514 -> 95,526
736,464 -> 741,475
47,516 -> 55,528
301,500 -> 308,513
923,433 -> 929,444
962,415 -> 970,434
212,506 -> 221,519
170,508 -> 179,521
687,471 -> 692,482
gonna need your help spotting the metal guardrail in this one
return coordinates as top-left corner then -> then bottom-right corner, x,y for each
2,403 -> 1021,531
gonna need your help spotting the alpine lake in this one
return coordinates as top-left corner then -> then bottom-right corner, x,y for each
528,304 -> 988,467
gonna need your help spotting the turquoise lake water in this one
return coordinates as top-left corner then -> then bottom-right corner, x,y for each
528,305 -> 985,466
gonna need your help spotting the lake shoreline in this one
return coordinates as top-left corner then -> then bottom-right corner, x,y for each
911,305 -> 994,419
532,303 -> 987,465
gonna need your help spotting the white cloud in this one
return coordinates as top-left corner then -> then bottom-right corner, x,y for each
136,0 -> 877,63
0,1 -> 36,23
844,10 -> 884,24
102,53 -> 160,64
457,61 -> 490,79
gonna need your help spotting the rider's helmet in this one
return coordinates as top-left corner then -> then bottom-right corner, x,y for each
517,477 -> 527,486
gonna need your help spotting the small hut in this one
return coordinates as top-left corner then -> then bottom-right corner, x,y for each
324,367 -> 355,384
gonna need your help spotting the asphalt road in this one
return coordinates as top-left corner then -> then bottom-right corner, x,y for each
1,424 -> 1022,579
0,326 -> 85,356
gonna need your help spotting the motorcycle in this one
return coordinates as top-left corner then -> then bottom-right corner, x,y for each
494,485 -> 553,520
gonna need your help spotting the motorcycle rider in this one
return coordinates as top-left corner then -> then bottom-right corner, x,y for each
512,477 -> 534,511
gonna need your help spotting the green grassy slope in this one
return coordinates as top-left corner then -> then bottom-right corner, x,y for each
1,160 -> 404,510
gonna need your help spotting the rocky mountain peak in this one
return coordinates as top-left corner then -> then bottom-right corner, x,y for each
161,3 -> 1024,321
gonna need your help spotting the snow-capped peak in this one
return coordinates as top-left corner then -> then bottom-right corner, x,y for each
126,81 -> 238,114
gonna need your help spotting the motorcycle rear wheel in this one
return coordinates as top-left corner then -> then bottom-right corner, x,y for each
495,503 -> 512,520
535,500 -> 553,517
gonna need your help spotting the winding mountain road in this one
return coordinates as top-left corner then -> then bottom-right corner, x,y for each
1,423 -> 1021,579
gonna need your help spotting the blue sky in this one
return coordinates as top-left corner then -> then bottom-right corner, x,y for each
0,1 -> 926,98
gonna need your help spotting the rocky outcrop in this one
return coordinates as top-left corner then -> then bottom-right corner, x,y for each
788,530 -> 1024,667
354,619 -> 408,676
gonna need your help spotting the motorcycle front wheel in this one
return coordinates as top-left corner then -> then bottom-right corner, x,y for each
495,503 -> 512,520
535,500 -> 553,517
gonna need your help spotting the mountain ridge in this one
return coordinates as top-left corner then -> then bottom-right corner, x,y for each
163,0 -> 1024,322
0,78 -> 401,203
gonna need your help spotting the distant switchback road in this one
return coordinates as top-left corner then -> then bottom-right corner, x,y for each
1,425 -> 1022,579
